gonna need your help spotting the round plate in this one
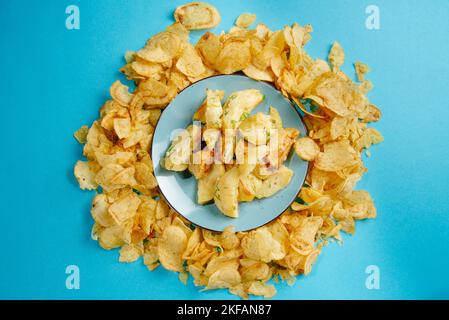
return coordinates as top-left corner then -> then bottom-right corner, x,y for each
152,75 -> 308,232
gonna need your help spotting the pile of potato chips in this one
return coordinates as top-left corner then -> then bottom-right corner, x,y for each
74,2 -> 383,298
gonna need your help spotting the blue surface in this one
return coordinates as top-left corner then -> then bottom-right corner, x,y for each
1,0 -> 448,300
152,75 -> 308,232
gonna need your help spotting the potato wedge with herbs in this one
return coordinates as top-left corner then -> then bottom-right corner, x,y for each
188,148 -> 214,179
255,165 -> 293,199
162,126 -> 193,171
214,167 -> 240,218
238,112 -> 274,145
238,174 -> 262,202
222,89 -> 264,129
198,164 -> 225,204
205,89 -> 224,128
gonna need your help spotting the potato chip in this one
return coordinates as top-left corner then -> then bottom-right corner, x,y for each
74,161 -> 98,190
315,140 -> 358,172
108,192 -> 141,225
328,41 -> 345,70
174,2 -> 221,30
294,137 -> 320,161
74,125 -> 89,144
243,64 -> 274,82
215,37 -> 251,74
355,61 -> 370,82
306,72 -> 353,117
176,43 -> 206,77
119,244 -> 143,263
131,59 -> 163,79
220,226 -> 240,250
138,31 -> 182,63
247,281 -> 276,298
110,80 -> 133,106
196,32 -> 222,67
242,228 -> 285,262
240,260 -> 270,282
98,225 -> 127,250
113,118 -> 132,139
291,97 -> 325,119
207,266 -> 241,289
166,22 -> 190,42
290,216 -> 323,254
158,225 -> 188,272
91,194 -> 115,227
235,13 -> 256,29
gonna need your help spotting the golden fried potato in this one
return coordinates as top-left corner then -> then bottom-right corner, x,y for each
214,167 -> 240,218
198,164 -> 225,204
174,2 -> 221,30
255,165 -> 293,199
222,89 -> 264,129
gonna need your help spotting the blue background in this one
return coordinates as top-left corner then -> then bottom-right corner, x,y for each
1,0 -> 448,300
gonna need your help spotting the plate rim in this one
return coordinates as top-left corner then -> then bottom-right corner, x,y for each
151,74 -> 309,232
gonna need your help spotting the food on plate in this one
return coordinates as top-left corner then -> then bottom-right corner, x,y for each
162,89 -> 299,218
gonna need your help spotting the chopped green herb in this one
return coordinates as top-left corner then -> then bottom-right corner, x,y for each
240,112 -> 249,121
215,246 -> 223,253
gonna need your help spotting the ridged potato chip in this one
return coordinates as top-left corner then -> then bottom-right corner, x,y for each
110,80 -> 133,106
355,61 -> 370,82
294,137 -> 320,161
315,140 -> 358,172
74,161 -> 98,190
235,13 -> 256,29
215,37 -> 251,74
138,31 -> 182,63
74,125 -> 89,144
176,43 -> 206,77
196,32 -> 222,67
242,228 -> 285,262
328,41 -> 345,70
